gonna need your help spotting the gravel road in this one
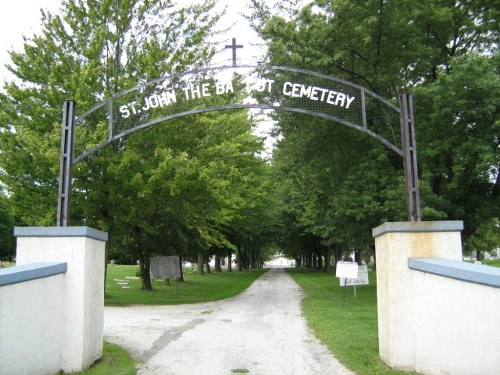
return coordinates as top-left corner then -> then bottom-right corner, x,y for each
104,268 -> 355,375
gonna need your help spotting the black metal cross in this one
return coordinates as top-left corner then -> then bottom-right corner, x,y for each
225,38 -> 243,67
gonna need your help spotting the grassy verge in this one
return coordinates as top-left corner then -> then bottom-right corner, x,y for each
478,259 -> 500,267
105,265 -> 267,305
68,341 -> 137,375
286,268 -> 414,375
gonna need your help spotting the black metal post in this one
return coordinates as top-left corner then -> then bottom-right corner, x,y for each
57,100 -> 76,227
400,93 -> 421,221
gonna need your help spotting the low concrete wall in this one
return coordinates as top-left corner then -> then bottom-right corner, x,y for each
0,263 -> 67,375
373,221 -> 500,375
409,258 -> 500,375
0,226 -> 107,375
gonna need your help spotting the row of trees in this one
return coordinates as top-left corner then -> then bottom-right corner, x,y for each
0,0 -> 498,280
251,0 -> 500,264
0,0 -> 276,289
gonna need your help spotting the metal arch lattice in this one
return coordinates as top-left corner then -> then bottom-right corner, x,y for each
59,64 -> 420,226
72,65 -> 403,164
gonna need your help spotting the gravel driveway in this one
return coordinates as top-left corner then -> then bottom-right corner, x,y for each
104,268 -> 355,375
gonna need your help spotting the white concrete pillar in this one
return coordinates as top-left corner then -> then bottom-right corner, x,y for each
14,226 -> 108,373
372,221 -> 463,371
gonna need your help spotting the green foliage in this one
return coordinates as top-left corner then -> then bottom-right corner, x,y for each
414,53 -> 500,244
1,0 -> 498,274
251,0 -> 500,260
0,0 -> 220,225
0,194 -> 14,260
0,1 -> 278,286
465,218 -> 500,255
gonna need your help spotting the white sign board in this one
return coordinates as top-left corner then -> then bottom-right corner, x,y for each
339,265 -> 369,286
335,261 -> 359,279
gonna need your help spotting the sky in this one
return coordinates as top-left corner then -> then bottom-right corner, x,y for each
0,0 -> 276,151
0,0 -> 61,82
0,0 -> 266,83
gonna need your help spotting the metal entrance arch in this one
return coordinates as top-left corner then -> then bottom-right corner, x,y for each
57,64 -> 420,226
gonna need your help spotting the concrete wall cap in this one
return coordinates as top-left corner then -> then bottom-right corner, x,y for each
14,226 -> 108,242
372,221 -> 464,238
408,258 -> 500,288
0,262 -> 67,287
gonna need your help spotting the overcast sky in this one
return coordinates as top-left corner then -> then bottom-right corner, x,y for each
0,0 -> 266,83
0,0 -> 60,82
0,0 -> 275,150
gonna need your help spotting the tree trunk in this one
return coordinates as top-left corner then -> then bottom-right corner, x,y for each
227,250 -> 232,272
333,243 -> 342,264
197,252 -> 204,275
324,246 -> 332,273
317,252 -> 323,270
205,256 -> 212,273
355,250 -> 362,265
237,246 -> 244,271
214,253 -> 222,272
307,251 -> 313,268
370,244 -> 376,271
104,233 -> 110,292
249,248 -> 257,269
139,251 -> 153,291
177,256 -> 184,282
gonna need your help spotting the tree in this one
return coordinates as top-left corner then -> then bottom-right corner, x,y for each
0,194 -> 14,261
269,114 -> 406,268
251,0 -> 500,257
0,0 -> 221,224
0,0 -> 225,289
252,0 -> 499,93
413,53 -> 500,252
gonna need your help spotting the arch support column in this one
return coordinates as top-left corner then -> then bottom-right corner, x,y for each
400,93 -> 421,221
57,100 -> 76,227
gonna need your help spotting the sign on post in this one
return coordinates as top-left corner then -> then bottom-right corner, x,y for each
336,261 -> 369,305
150,256 -> 181,279
335,261 -> 359,279
338,265 -> 369,286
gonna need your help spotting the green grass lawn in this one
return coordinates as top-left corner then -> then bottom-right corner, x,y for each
69,341 -> 137,375
105,265 -> 267,305
479,259 -> 500,267
286,268 -> 415,375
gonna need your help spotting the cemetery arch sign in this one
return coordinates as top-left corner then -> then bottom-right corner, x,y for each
57,64 -> 420,226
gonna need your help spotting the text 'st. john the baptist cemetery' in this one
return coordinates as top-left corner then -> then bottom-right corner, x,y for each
73,65 -> 403,165
118,76 -> 356,119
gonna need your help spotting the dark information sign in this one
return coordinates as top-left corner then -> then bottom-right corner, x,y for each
150,256 -> 181,279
